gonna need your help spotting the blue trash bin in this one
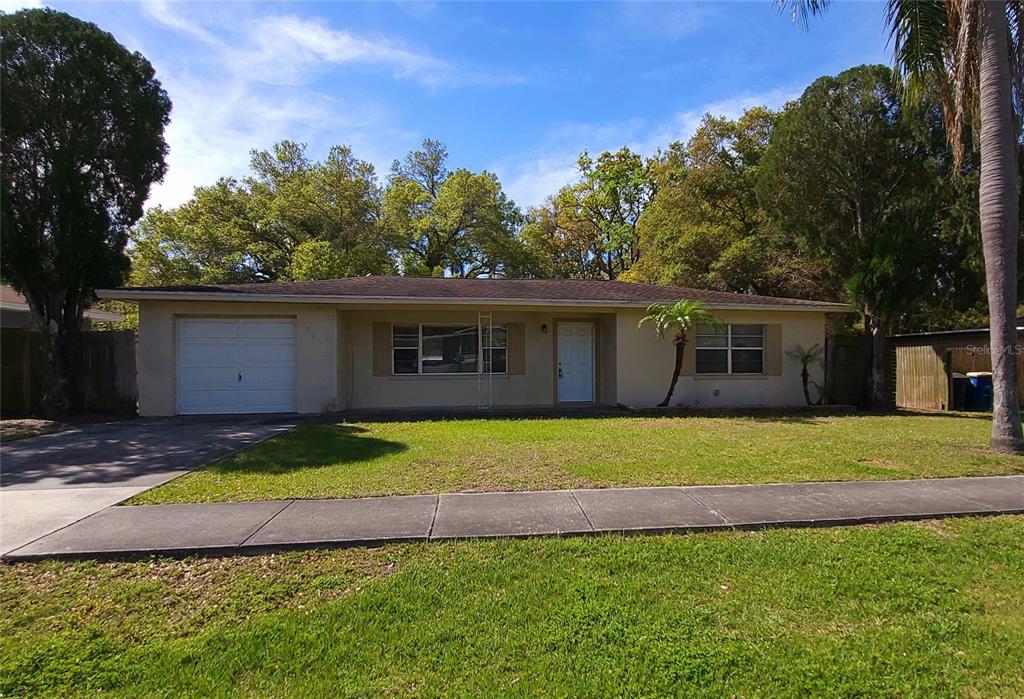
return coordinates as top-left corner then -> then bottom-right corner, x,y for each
965,373 -> 994,412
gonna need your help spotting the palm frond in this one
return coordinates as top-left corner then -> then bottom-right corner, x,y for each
774,0 -> 831,29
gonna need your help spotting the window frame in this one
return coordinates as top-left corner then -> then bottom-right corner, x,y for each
391,323 -> 508,376
695,324 -> 765,375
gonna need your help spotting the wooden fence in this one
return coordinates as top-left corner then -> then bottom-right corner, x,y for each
895,344 -> 949,411
1,330 -> 137,417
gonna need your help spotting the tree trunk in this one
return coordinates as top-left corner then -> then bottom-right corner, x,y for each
42,318 -> 78,419
978,1 -> 1024,452
863,303 -> 888,410
659,333 -> 686,408
801,365 -> 812,406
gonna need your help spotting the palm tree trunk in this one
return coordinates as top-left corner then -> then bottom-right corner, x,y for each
659,336 -> 686,407
978,1 -> 1024,452
801,365 -> 811,406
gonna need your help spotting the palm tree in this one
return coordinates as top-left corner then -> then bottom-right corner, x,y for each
786,343 -> 825,405
777,0 -> 1023,452
638,300 -> 722,407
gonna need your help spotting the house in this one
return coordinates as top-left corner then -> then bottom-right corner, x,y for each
97,277 -> 849,416
890,320 -> 1024,411
1,284 -> 123,329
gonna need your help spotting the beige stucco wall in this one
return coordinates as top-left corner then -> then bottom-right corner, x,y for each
341,308 -> 617,409
614,308 -> 827,408
136,300 -> 338,416
134,299 -> 827,415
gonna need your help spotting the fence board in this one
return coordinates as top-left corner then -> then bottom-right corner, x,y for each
895,344 -> 949,411
0,330 -> 137,417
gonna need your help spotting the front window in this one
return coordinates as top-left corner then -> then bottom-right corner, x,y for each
695,324 -> 764,374
393,324 -> 507,375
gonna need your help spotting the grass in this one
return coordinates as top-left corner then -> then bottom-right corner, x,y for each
0,418 -> 68,443
2,516 -> 1023,696
134,412 -> 1024,504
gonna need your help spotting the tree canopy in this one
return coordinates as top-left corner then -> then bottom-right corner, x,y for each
758,64 -> 953,407
625,108 -> 834,300
522,147 -> 653,279
0,8 -> 170,414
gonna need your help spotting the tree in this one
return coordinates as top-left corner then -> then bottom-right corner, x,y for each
1,9 -> 170,416
524,147 -> 654,279
130,142 -> 393,287
758,65 -> 947,409
776,0 -> 1023,447
638,300 -> 722,407
625,109 -> 834,299
383,139 -> 533,277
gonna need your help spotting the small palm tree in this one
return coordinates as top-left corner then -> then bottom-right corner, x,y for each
639,300 -> 722,407
786,343 -> 824,406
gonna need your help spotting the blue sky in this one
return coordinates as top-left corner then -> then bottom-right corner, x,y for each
4,0 -> 889,209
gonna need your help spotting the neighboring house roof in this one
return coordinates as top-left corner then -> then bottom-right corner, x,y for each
99,276 -> 851,312
0,284 -> 124,323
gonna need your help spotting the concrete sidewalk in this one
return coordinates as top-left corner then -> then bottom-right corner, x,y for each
4,475 -> 1023,561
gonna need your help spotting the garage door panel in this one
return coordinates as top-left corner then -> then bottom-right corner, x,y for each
178,389 -> 241,409
241,389 -> 296,411
179,320 -> 240,339
240,319 -> 296,339
177,318 -> 296,415
241,366 -> 294,387
179,340 -> 239,368
238,342 -> 295,366
179,365 -> 239,388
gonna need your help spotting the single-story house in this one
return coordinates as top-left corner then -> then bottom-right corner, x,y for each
98,277 -> 849,416
1,284 -> 123,329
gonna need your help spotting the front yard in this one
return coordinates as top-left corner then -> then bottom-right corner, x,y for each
3,516 -> 1022,696
134,412 -> 1024,504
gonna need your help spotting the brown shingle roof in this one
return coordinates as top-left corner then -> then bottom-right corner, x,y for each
103,276 -> 849,309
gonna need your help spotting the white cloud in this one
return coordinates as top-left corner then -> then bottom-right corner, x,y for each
497,87 -> 801,209
224,14 -> 449,87
137,2 -> 523,208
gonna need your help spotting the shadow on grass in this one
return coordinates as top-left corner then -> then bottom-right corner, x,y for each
209,424 -> 408,474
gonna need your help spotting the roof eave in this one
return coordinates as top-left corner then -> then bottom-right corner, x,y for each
96,288 -> 852,313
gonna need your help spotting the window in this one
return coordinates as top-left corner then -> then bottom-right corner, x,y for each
392,324 -> 507,375
695,324 -> 764,374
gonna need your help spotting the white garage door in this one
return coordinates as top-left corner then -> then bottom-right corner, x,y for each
177,318 -> 296,415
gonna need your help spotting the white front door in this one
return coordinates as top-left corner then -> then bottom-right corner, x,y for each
557,322 -> 595,403
176,318 -> 297,415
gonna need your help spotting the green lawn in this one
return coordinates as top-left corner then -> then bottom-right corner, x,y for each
134,412 -> 1024,504
3,516 -> 1022,696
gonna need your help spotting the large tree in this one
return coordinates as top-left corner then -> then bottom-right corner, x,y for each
383,139 -> 534,277
625,108 -> 834,299
1,9 -> 170,415
776,0 -> 1023,448
524,147 -> 653,279
758,65 -> 948,409
130,141 -> 393,287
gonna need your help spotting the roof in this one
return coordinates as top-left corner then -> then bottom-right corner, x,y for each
889,319 -> 1024,341
98,276 -> 850,312
1,284 -> 123,322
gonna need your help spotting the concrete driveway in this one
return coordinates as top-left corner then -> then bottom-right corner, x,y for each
0,417 -> 295,554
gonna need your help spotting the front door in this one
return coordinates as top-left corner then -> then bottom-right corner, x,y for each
557,322 -> 594,403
